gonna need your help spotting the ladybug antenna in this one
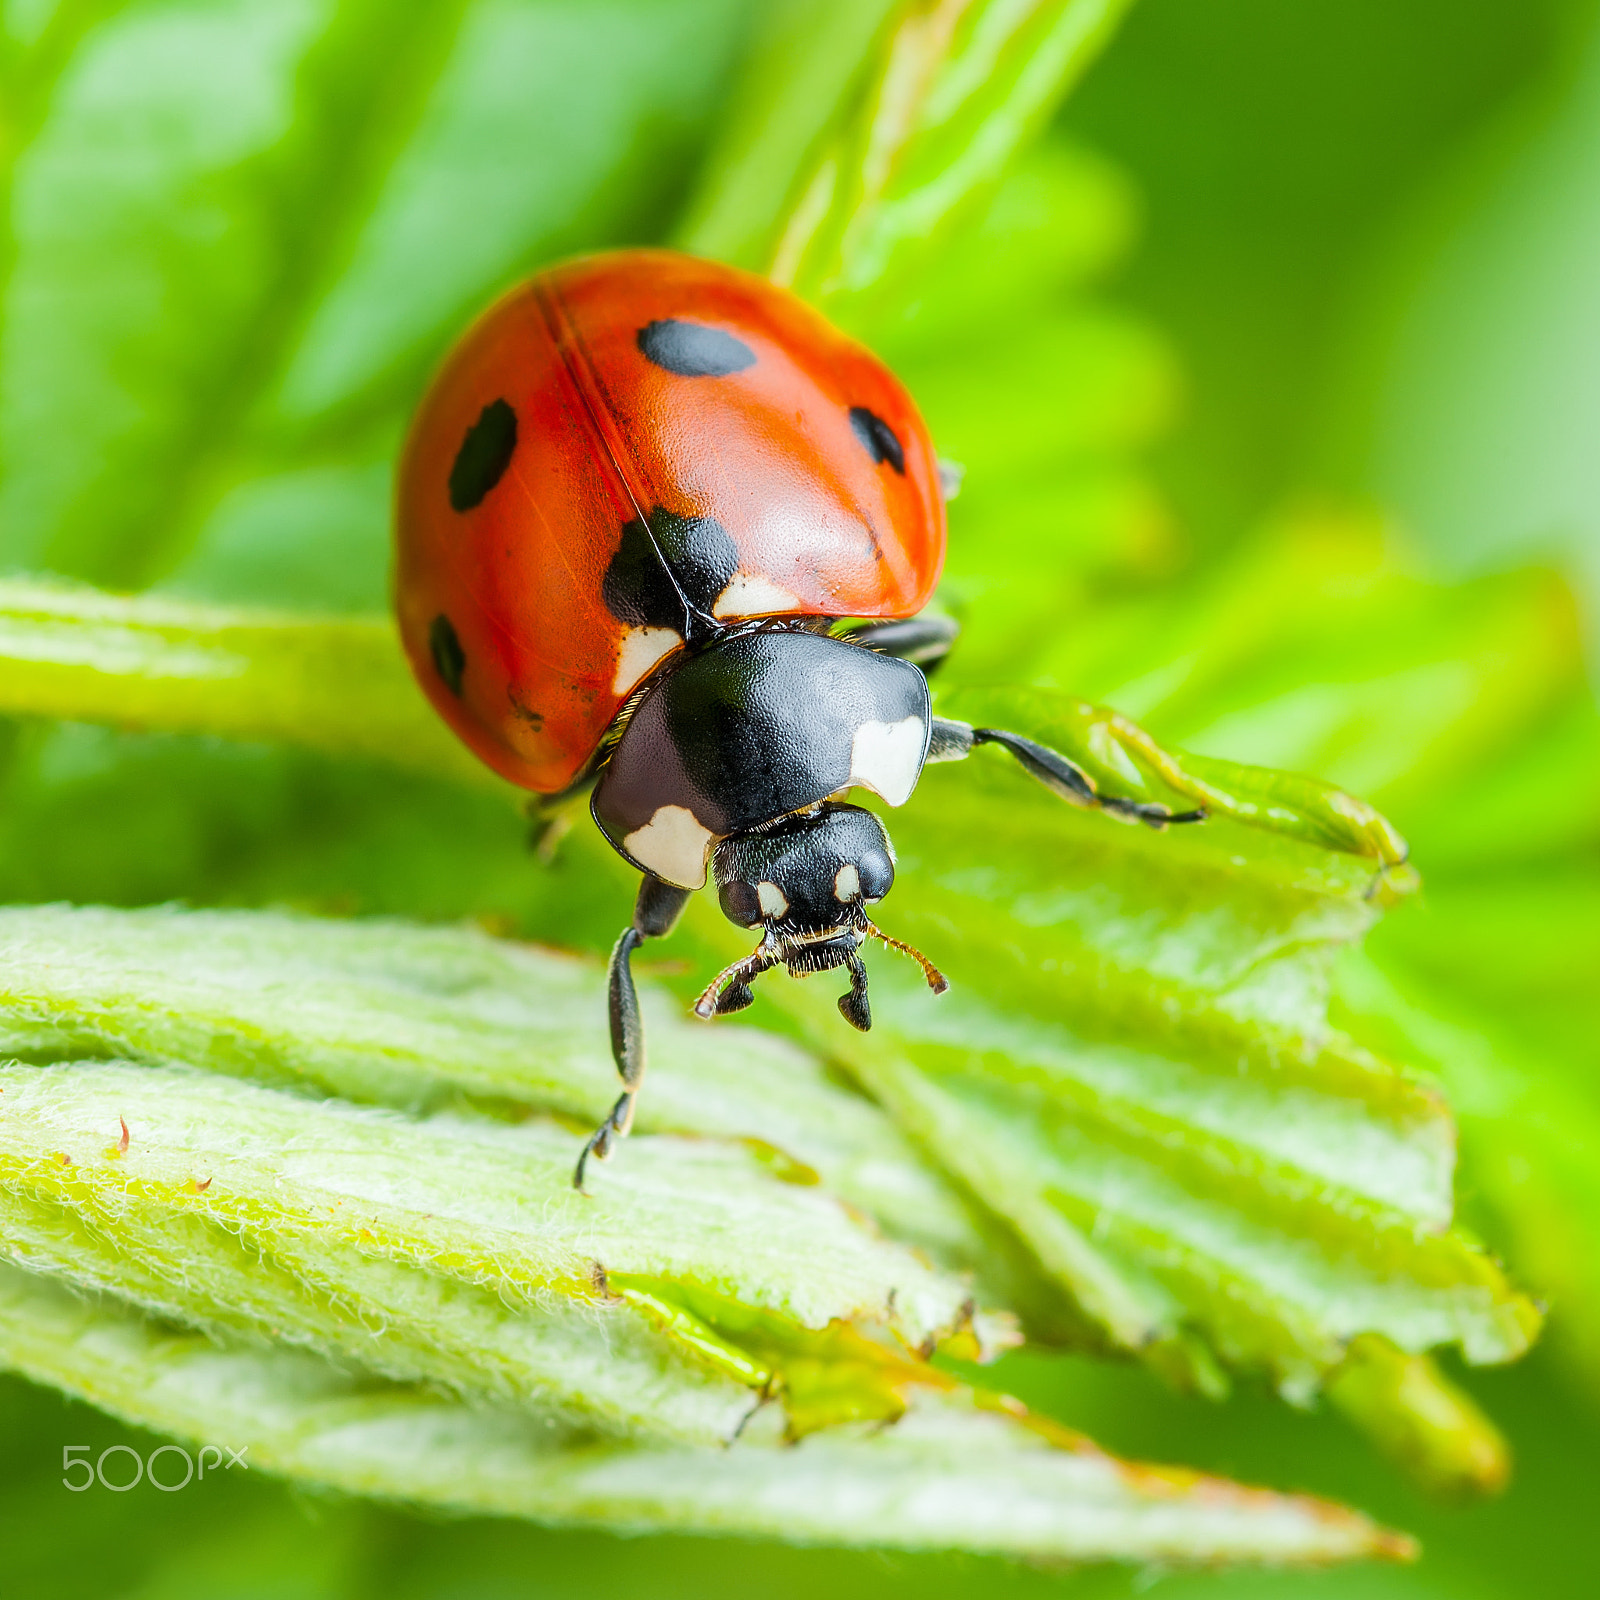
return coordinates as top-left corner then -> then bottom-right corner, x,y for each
863,919 -> 950,995
692,937 -> 782,1021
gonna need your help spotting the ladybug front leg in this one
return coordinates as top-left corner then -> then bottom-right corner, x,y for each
573,873 -> 692,1192
928,719 -> 1208,829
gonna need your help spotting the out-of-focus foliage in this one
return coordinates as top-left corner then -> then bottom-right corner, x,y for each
680,0 -> 1136,311
1063,0 -> 1580,552
1339,8 -> 1600,644
0,0 -> 1598,1596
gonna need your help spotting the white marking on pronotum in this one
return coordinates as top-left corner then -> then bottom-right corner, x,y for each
937,458 -> 965,501
622,804 -> 714,888
612,626 -> 681,694
757,881 -> 789,918
712,571 -> 803,618
848,715 -> 926,807
833,863 -> 860,902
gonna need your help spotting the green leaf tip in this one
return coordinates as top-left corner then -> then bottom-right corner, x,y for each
1326,1334 -> 1512,1502
937,685 -> 1415,878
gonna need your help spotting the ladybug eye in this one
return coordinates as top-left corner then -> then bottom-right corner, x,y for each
849,407 -> 905,475
856,849 -> 893,903
448,398 -> 517,511
718,879 -> 762,927
638,319 -> 756,378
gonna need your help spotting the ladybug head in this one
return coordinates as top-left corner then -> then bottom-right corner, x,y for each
714,803 -> 893,935
695,802 -> 946,1032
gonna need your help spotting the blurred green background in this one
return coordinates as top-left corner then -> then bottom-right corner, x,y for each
2,0 -> 1599,1594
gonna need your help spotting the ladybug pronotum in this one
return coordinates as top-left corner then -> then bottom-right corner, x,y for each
395,249 -> 1204,1188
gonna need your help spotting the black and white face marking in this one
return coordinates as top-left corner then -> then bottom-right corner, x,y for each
696,803 -> 944,1032
591,629 -> 932,888
714,804 -> 893,934
448,398 -> 518,511
637,319 -> 756,377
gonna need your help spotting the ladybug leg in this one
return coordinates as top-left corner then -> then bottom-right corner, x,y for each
842,614 -> 960,674
573,873 -> 692,1192
928,718 -> 1208,829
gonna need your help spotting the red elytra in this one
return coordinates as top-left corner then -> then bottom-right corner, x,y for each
395,249 -> 947,795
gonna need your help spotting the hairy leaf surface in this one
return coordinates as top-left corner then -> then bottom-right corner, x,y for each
0,1265 -> 1413,1564
0,1056 -> 989,1442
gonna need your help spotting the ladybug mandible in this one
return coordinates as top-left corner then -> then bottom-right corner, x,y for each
395,249 -> 1204,1189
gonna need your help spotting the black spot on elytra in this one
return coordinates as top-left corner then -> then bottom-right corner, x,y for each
429,614 -> 466,696
637,319 -> 756,378
850,406 -> 905,475
448,399 -> 518,511
602,506 -> 738,643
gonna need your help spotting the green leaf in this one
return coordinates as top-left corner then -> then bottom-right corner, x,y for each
986,503 -> 1596,1407
0,591 -> 1538,1422
734,763 -> 1533,1399
0,1264 -> 1414,1564
936,685 -> 1412,868
0,905 -> 1429,1557
0,1054 -> 988,1442
0,580 -> 490,785
1325,1336 -> 1510,1504
0,902 -> 996,1285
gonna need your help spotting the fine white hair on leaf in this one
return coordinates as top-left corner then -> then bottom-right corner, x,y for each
0,1262 -> 1414,1565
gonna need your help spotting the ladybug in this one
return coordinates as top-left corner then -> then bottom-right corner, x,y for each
395,249 -> 1203,1188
